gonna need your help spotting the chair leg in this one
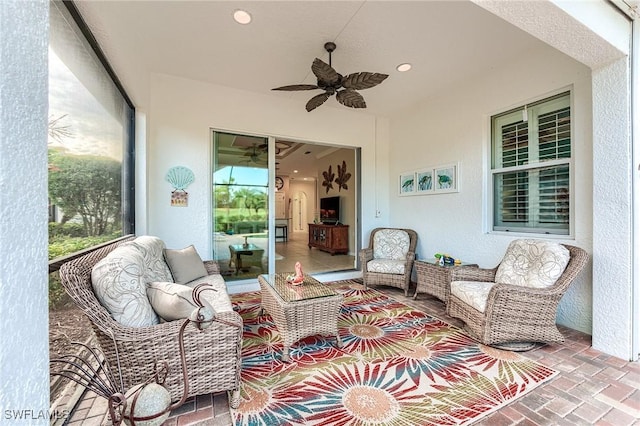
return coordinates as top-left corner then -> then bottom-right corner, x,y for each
229,389 -> 240,409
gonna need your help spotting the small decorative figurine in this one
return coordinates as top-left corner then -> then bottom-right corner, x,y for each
287,261 -> 305,285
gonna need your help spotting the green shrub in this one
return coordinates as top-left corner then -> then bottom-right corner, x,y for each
49,271 -> 69,309
49,222 -> 86,238
48,233 -> 121,307
48,233 -> 120,260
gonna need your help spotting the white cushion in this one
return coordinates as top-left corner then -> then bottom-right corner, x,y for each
184,274 -> 233,313
163,245 -> 208,284
450,281 -> 495,313
147,282 -> 217,322
373,229 -> 410,260
367,259 -> 405,275
91,245 -> 159,327
130,236 -> 173,283
495,239 -> 570,288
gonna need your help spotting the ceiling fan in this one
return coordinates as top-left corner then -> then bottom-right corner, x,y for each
241,144 -> 267,164
272,42 -> 389,112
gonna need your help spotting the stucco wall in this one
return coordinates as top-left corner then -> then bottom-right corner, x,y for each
592,57 -> 633,359
0,1 -> 49,422
146,74 -> 389,268
388,46 -> 594,333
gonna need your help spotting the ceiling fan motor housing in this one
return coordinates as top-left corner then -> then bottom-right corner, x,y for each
324,42 -> 336,53
271,42 -> 388,111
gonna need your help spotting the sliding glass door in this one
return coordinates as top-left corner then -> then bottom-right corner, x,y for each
212,131 -> 269,281
213,130 -> 359,281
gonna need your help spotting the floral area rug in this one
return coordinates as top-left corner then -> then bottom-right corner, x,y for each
230,280 -> 557,425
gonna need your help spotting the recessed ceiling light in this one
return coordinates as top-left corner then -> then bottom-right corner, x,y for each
233,9 -> 252,24
396,63 -> 412,72
293,170 -> 298,173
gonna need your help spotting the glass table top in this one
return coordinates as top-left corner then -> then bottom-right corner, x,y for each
261,273 -> 337,303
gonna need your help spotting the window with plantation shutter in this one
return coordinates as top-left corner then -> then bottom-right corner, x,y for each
491,92 -> 571,235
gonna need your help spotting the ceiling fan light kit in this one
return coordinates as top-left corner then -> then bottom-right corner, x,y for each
272,42 -> 388,112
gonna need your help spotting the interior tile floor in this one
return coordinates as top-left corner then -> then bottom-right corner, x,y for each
220,229 -> 356,281
64,281 -> 639,426
274,230 -> 355,274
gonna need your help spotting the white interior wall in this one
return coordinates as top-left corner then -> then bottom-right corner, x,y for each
389,46 -> 594,334
288,179 -> 317,232
315,148 -> 357,254
0,0 -> 49,420
146,74 -> 388,261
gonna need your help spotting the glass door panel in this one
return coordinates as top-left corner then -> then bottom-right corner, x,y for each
212,131 -> 269,281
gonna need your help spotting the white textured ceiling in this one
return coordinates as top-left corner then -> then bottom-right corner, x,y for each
75,0 -> 550,117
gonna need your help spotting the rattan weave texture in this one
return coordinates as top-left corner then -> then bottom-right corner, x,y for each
59,237 -> 243,407
446,244 -> 589,346
414,260 -> 478,302
359,228 -> 418,296
258,274 -> 343,362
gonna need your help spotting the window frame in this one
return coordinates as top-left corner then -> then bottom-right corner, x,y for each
48,0 -> 135,272
488,90 -> 574,237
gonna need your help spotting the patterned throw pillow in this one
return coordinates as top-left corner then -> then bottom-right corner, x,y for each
130,236 -> 173,283
373,229 -> 410,260
367,259 -> 405,274
91,245 -> 159,327
184,274 -> 233,313
495,239 -> 570,288
147,282 -> 217,322
450,281 -> 496,313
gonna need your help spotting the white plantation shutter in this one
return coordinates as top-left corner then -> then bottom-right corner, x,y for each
492,93 -> 571,234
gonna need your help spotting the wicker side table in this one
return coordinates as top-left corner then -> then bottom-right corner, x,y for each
258,273 -> 343,362
414,259 -> 478,303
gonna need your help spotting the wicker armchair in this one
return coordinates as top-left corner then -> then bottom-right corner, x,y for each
58,237 -> 243,407
446,240 -> 588,347
360,228 -> 418,296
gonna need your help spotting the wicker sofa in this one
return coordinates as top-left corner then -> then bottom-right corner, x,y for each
59,236 -> 242,407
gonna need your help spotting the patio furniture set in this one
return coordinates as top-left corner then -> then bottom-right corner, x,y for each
57,229 -> 588,414
359,229 -> 588,349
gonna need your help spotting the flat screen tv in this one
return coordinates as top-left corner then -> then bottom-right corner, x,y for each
320,196 -> 340,224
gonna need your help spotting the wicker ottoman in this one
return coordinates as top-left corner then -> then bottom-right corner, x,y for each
258,273 -> 343,362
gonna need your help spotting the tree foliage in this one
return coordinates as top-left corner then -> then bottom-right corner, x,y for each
48,149 -> 122,236
232,187 -> 266,215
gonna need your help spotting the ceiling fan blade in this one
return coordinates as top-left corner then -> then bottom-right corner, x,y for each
311,58 -> 340,86
336,89 -> 366,108
306,92 -> 332,112
341,72 -> 389,90
272,84 -> 319,91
